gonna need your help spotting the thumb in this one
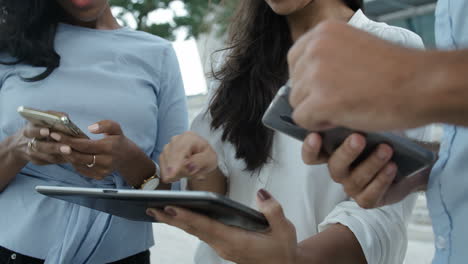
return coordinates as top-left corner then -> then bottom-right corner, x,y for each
88,120 -> 123,136
256,189 -> 290,231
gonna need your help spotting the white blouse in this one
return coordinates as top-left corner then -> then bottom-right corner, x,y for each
187,10 -> 426,264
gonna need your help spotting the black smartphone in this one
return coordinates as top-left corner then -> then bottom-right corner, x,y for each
262,82 -> 436,182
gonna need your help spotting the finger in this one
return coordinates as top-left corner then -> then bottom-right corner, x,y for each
158,143 -> 188,183
288,56 -> 316,108
33,140 -> 69,156
327,134 -> 366,182
256,189 -> 291,232
63,151 -> 103,168
291,95 -> 333,131
159,151 -> 171,183
23,125 -> 50,140
344,144 -> 394,196
148,206 -> 240,245
28,151 -> 66,165
165,138 -> 199,179
301,133 -> 327,165
88,120 -> 123,136
185,150 -> 217,177
52,133 -> 108,154
354,162 -> 397,209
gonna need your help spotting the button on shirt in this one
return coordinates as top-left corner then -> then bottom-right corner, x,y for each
429,1 -> 468,263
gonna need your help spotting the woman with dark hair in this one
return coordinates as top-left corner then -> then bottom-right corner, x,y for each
147,0 -> 428,263
0,0 -> 188,263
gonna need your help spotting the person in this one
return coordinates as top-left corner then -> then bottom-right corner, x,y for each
147,0 -> 428,263
0,0 -> 188,263
286,0 -> 468,263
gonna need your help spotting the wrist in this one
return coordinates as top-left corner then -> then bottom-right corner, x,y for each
423,50 -> 468,125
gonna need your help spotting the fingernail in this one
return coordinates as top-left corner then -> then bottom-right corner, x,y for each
88,124 -> 99,132
257,189 -> 271,201
60,145 -> 71,154
50,133 -> 61,141
146,209 -> 155,217
377,146 -> 390,160
187,163 -> 196,172
40,128 -> 50,137
307,134 -> 318,148
386,164 -> 397,176
164,207 -> 177,217
349,136 -> 361,150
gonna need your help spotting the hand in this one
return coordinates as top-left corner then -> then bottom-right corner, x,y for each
50,120 -> 140,180
323,133 -> 428,208
159,131 -> 218,183
147,189 -> 297,264
10,122 -> 67,166
288,21 -> 432,132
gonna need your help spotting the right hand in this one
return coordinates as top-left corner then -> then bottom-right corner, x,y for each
159,131 -> 218,183
11,122 -> 68,166
303,133 -> 426,208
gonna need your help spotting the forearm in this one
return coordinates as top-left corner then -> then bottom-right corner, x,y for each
0,136 -> 28,192
424,50 -> 468,126
295,224 -> 366,264
188,167 -> 227,195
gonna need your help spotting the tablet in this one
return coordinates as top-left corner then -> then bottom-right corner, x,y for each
35,186 -> 269,231
262,82 -> 436,182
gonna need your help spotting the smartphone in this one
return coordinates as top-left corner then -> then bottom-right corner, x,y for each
36,186 -> 269,232
17,106 -> 89,138
262,82 -> 436,182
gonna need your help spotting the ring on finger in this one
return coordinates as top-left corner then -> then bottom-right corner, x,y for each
28,138 -> 38,152
86,155 -> 96,168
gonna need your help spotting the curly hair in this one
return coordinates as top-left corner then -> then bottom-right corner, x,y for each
0,0 -> 62,81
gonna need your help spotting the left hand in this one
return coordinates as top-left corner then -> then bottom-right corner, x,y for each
287,21 -> 431,132
147,189 -> 298,264
50,120 -> 138,180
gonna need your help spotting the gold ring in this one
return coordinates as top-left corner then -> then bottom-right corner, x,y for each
28,138 -> 38,152
86,155 -> 96,168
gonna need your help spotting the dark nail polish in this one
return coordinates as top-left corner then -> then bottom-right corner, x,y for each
164,207 -> 177,217
257,189 -> 271,201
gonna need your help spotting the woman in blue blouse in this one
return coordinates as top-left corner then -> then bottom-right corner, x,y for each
0,0 -> 188,263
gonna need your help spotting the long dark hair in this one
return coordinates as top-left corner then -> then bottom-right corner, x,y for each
0,0 -> 62,81
209,0 -> 363,171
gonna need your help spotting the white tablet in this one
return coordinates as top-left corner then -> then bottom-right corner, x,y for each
35,186 -> 269,231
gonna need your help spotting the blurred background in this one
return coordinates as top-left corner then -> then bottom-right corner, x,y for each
108,0 -> 437,263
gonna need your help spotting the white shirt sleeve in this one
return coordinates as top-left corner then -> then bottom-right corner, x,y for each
318,194 -> 417,264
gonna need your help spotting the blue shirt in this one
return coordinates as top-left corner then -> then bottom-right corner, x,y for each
0,24 -> 188,263
429,1 -> 468,263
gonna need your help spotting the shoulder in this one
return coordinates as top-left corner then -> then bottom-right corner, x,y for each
349,10 -> 424,49
119,28 -> 170,45
117,29 -> 174,53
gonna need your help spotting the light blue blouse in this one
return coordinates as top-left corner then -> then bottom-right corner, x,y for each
0,23 -> 188,263
429,1 -> 468,263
